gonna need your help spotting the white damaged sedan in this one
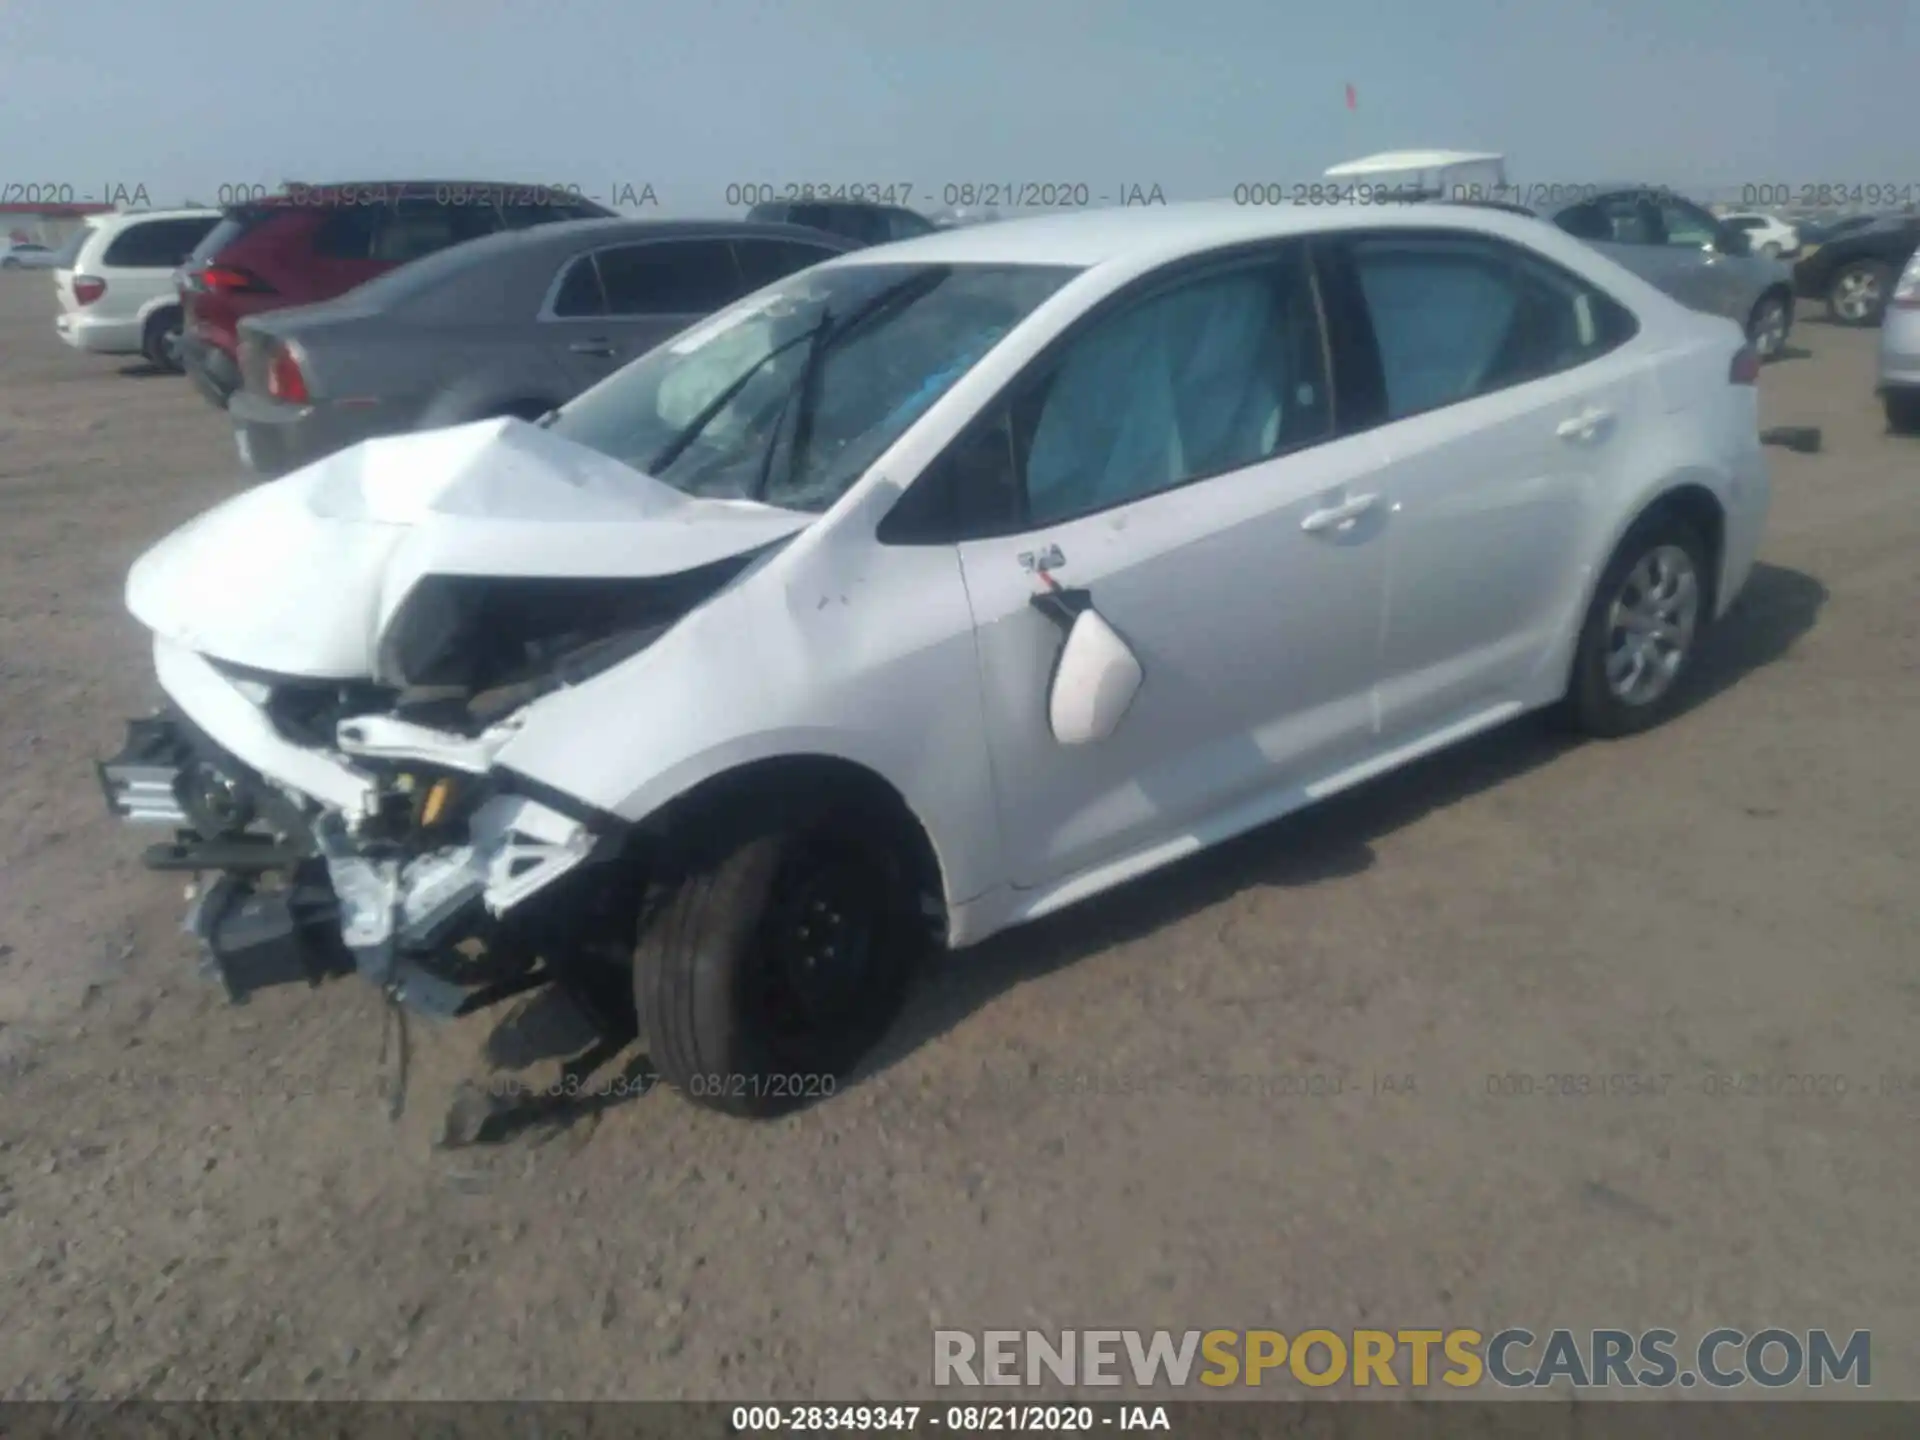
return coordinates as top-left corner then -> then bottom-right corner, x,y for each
99,202 -> 1770,1115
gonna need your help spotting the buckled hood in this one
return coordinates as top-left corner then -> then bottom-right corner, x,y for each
125,417 -> 813,680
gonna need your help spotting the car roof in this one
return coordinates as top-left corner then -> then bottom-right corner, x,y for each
814,198 -> 1575,269
88,207 -> 222,228
1324,150 -> 1504,177
749,199 -> 922,213
250,181 -> 616,211
378,215 -> 857,268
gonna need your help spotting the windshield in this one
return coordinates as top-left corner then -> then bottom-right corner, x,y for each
546,261 -> 1079,512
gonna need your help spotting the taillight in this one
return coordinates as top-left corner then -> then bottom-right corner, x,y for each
1730,345 -> 1761,385
200,264 -> 275,294
72,275 -> 107,306
266,344 -> 310,404
1893,261 -> 1920,310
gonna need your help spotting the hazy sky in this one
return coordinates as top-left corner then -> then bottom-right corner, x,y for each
1,0 -> 1911,214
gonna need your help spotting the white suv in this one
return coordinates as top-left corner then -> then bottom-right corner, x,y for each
55,209 -> 220,371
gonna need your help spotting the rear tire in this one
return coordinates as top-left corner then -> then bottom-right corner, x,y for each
142,307 -> 185,372
1745,291 -> 1791,360
632,794 -> 923,1117
1826,260 -> 1892,327
1886,390 -> 1920,435
1560,512 -> 1711,738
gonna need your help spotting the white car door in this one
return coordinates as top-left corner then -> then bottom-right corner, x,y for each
945,243 -> 1394,893
1331,229 -> 1654,741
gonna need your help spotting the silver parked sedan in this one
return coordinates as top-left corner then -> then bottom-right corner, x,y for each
1879,247 -> 1920,433
228,218 -> 856,477
1543,187 -> 1797,360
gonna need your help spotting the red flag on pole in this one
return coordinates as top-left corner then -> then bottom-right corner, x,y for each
1345,83 -> 1357,110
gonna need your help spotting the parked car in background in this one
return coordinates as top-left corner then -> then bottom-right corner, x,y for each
1795,213 -> 1882,251
227,219 -> 853,477
1718,211 -> 1798,257
1,239 -> 58,269
52,209 -> 220,370
1878,247 -> 1920,432
1792,214 -> 1920,327
744,198 -> 936,246
1545,187 -> 1797,359
101,202 -> 1770,1114
178,181 -> 617,408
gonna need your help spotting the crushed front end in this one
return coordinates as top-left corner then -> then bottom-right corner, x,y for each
98,640 -> 612,1020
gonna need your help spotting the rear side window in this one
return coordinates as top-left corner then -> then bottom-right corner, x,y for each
54,227 -> 91,266
1347,232 -> 1637,421
313,200 -> 494,262
884,209 -> 936,242
550,254 -> 607,317
190,210 -> 271,263
829,206 -> 889,245
101,216 -> 219,269
594,240 -> 743,315
784,204 -> 835,233
732,237 -> 840,289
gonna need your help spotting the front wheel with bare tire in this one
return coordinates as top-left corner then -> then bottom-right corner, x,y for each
632,799 -> 923,1117
1561,514 -> 1710,738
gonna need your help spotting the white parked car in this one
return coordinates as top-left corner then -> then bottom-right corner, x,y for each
54,208 -> 220,370
99,202 -> 1771,1115
1,238 -> 60,268
1719,211 -> 1800,258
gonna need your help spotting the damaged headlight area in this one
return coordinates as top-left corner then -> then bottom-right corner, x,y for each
373,551 -> 763,732
98,693 -> 617,1021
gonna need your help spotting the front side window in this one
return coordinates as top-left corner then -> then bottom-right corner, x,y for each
546,262 -> 1077,513
1349,232 -> 1636,420
1014,250 -> 1331,526
1658,199 -> 1719,249
1557,194 -> 1662,246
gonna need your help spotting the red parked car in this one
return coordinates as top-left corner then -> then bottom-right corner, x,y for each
177,180 -> 616,407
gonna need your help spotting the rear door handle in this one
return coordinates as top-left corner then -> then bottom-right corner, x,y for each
568,339 -> 617,358
1556,407 -> 1612,442
1300,492 -> 1381,534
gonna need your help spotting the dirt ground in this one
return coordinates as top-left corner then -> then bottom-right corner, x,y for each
1,269 -> 1916,1403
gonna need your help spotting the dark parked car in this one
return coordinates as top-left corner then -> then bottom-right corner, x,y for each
178,181 -> 617,408
744,199 -> 936,246
1792,214 -> 1920,326
227,219 -> 854,478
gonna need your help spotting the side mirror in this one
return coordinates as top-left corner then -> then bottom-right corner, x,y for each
1032,592 -> 1143,745
1715,224 -> 1752,257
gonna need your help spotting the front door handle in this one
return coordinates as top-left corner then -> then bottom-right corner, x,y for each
1556,407 -> 1613,442
1300,492 -> 1381,534
569,339 -> 617,358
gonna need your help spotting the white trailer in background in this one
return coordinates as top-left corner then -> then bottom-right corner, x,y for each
1323,150 -> 1509,202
